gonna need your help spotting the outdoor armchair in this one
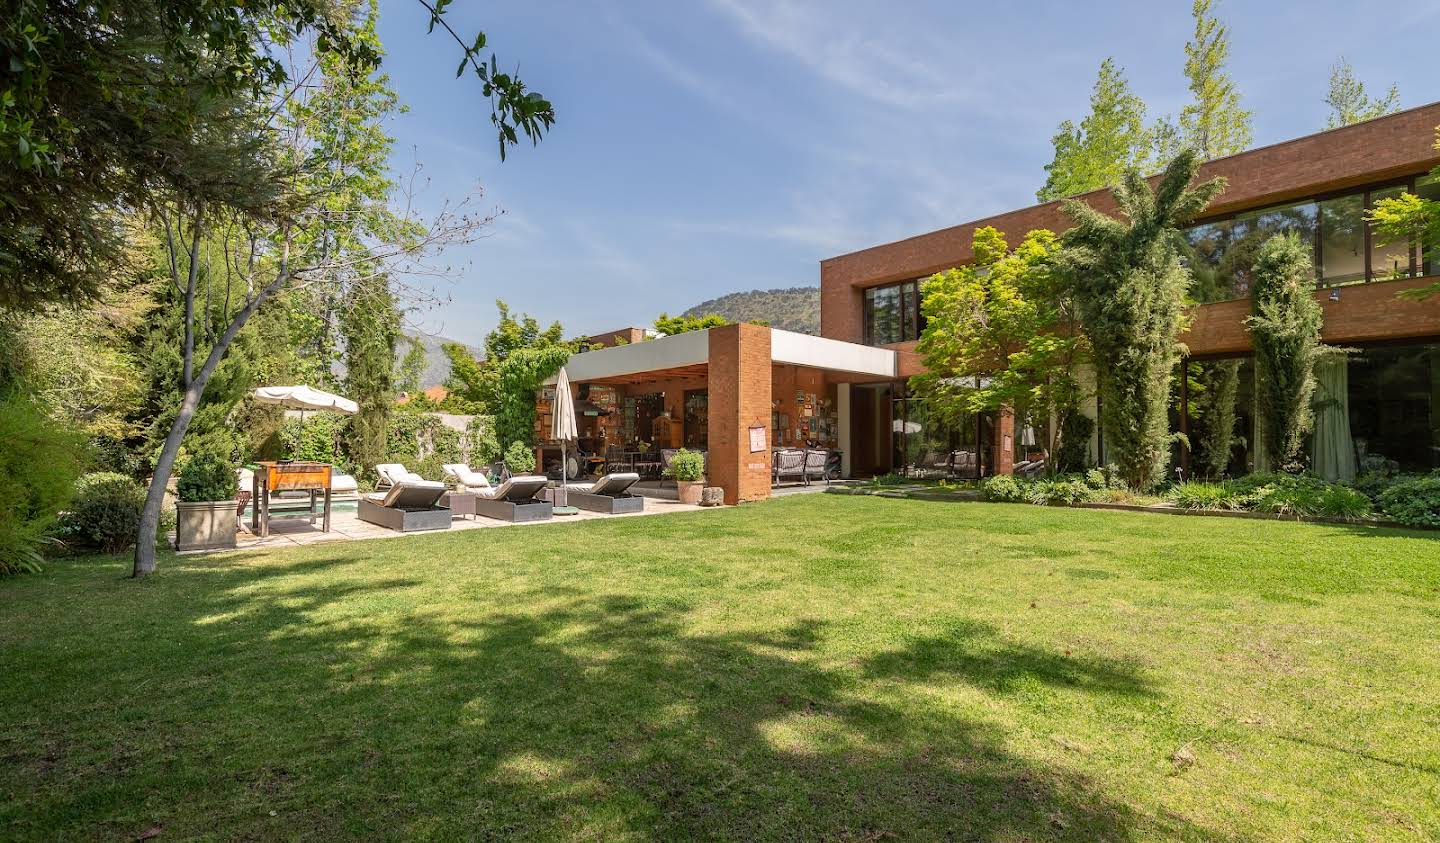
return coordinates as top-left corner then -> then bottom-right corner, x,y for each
772,448 -> 806,486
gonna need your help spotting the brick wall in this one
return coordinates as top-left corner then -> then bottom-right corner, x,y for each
820,102 -> 1440,348
708,324 -> 773,504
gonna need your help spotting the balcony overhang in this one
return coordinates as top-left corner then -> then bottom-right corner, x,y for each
546,327 -> 896,385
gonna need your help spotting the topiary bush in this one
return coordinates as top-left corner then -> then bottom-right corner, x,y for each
671,448 -> 705,482
176,454 -> 238,503
503,441 -> 536,475
58,472 -> 147,553
0,396 -> 84,574
1377,476 -> 1440,528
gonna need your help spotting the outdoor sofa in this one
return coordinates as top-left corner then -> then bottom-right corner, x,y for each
358,480 -> 452,532
563,472 -> 644,514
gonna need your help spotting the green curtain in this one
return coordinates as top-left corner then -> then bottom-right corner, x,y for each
1312,357 -> 1356,482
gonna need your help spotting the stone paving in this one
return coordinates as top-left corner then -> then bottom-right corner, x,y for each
203,496 -> 714,555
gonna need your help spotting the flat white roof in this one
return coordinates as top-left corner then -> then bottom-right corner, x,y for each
547,327 -> 896,383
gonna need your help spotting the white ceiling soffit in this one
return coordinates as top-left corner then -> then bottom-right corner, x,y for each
769,330 -> 896,378
549,329 -> 711,383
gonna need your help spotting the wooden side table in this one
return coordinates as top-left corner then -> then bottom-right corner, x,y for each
439,491 -> 478,520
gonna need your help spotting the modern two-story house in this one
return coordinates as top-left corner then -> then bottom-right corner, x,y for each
549,102 -> 1440,504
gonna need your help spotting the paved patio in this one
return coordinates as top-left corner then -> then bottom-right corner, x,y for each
201,495 -> 714,554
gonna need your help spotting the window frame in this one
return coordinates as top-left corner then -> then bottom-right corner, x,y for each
1184,174 -> 1426,300
862,277 -> 925,346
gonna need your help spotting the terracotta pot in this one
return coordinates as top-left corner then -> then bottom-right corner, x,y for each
676,479 -> 704,505
176,500 -> 238,551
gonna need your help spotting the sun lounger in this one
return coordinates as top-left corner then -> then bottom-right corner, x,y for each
375,463 -> 425,490
358,480 -> 452,532
473,475 -> 553,523
442,463 -> 492,492
563,472 -> 643,514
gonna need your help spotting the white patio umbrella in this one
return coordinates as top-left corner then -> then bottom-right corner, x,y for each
252,386 -> 358,457
892,419 -> 922,434
550,368 -> 579,512
1020,424 -> 1037,448
252,385 -> 359,415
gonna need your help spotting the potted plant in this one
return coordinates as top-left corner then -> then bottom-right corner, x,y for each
175,453 -> 239,551
672,448 -> 706,505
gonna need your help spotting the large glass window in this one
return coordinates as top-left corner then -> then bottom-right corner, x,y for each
1184,202 -> 1317,302
1347,344 -> 1439,473
863,279 -> 923,345
1368,185 -> 1414,281
1319,193 -> 1366,286
1181,177 -> 1433,301
1419,172 -> 1440,277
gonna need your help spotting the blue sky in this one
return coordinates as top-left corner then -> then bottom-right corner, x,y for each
375,0 -> 1440,346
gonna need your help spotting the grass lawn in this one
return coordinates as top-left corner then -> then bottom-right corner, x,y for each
3,495 -> 1439,841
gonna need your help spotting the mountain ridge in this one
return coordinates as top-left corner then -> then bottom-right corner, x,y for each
681,286 -> 820,334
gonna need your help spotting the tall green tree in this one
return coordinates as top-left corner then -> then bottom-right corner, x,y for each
341,274 -> 400,479
1154,0 -> 1253,160
1247,232 -> 1323,472
1055,151 -> 1226,489
1324,58 -> 1400,129
443,300 -> 567,412
131,10 -> 507,577
911,227 -> 1085,463
395,337 -> 427,396
0,0 -> 552,313
1037,59 -> 1154,202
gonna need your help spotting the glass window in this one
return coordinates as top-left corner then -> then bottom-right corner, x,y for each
863,280 -> 921,345
1347,344 -> 1439,473
1183,202 -> 1317,302
1319,193 -> 1366,286
1368,185 -> 1414,281
1419,173 -> 1440,277
683,390 -> 708,449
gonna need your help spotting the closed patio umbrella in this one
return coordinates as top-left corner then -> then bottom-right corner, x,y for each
551,368 -> 579,513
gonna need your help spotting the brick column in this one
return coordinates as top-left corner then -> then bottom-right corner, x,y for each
994,408 -> 1015,475
707,324 -> 772,504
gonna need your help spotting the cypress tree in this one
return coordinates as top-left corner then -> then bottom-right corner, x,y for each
1247,233 -> 1323,472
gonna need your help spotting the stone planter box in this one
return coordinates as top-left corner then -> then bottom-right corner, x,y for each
176,500 -> 238,551
676,479 -> 704,505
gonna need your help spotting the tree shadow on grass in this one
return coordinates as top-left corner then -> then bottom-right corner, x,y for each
4,556 -> 1208,841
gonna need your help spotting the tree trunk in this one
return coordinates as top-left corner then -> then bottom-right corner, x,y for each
132,270 -> 288,577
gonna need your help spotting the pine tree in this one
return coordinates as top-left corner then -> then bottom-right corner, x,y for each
1037,59 -> 1153,202
1175,0 -> 1252,159
1324,58 -> 1400,128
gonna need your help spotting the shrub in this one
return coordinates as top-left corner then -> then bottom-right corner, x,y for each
1316,484 -> 1373,520
503,441 -> 536,474
1350,470 -> 1410,505
465,415 -> 501,466
1168,480 -> 1245,511
0,396 -> 84,574
176,454 -> 238,503
982,475 -> 1027,503
1377,477 -> 1440,528
1241,473 -> 1371,519
671,448 -> 705,482
58,472 -> 147,553
280,414 -> 342,463
1026,478 -> 1094,506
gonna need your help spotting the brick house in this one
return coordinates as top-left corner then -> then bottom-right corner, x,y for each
547,103 -> 1440,504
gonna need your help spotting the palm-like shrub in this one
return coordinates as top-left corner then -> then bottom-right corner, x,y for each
1055,151 -> 1226,489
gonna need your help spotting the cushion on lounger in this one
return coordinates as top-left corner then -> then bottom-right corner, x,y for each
373,480 -> 447,510
571,472 -> 639,497
480,475 -> 548,503
443,463 -> 491,489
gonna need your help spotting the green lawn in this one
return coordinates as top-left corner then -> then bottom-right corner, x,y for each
3,496 -> 1439,841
